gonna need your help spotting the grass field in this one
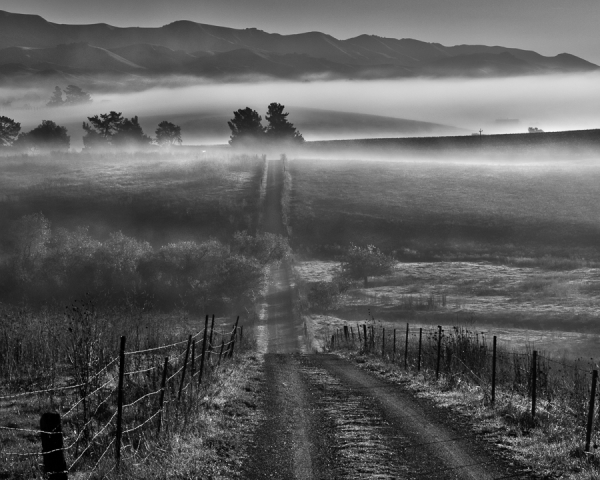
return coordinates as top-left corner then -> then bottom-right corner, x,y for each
289,157 -> 600,262
0,151 -> 265,249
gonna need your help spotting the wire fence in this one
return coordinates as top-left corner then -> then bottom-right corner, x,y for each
327,321 -> 600,453
0,314 -> 243,479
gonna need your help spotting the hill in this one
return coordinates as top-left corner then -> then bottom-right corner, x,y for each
0,9 -> 596,83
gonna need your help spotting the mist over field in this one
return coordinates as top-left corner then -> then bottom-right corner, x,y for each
1,71 -> 599,148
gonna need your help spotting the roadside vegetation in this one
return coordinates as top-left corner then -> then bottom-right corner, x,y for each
325,325 -> 600,479
0,149 -> 277,478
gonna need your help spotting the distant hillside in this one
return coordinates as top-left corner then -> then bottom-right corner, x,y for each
0,9 -> 596,83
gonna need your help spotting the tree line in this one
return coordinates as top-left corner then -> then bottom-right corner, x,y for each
0,102 -> 302,151
0,115 -> 182,151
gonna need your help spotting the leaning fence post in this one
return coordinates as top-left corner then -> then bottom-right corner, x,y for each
404,323 -> 409,369
40,412 -> 68,480
586,370 -> 598,452
417,328 -> 422,372
436,326 -> 442,380
115,336 -> 126,469
491,336 -> 497,405
229,316 -> 240,358
217,340 -> 225,366
208,314 -> 216,362
157,357 -> 168,434
531,350 -> 538,419
198,315 -> 209,385
178,335 -> 193,402
190,339 -> 196,381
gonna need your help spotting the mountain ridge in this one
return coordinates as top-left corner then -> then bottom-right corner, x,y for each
0,9 -> 596,82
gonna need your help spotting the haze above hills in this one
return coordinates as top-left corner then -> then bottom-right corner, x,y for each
0,9 -> 597,85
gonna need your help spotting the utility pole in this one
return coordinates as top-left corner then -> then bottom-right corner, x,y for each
479,129 -> 483,137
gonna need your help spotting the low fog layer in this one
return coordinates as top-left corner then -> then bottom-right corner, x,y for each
1,72 -> 599,148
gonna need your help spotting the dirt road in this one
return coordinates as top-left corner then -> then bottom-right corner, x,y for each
247,159 -> 524,479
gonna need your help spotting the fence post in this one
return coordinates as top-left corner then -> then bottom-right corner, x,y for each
531,350 -> 537,419
351,327 -> 355,343
382,328 -> 385,358
363,324 -> 367,351
115,336 -> 126,469
198,315 -> 209,385
178,335 -> 193,402
344,325 -> 349,342
436,326 -> 442,380
404,323 -> 409,369
240,325 -> 243,343
40,412 -> 68,480
392,329 -> 396,362
331,334 -> 335,350
157,357 -> 168,434
491,336 -> 497,405
417,328 -> 422,372
357,324 -> 362,341
208,314 -> 216,362
190,339 -> 196,381
586,370 -> 598,452
229,316 -> 240,359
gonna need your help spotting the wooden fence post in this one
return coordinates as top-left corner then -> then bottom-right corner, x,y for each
531,350 -> 538,419
344,325 -> 349,342
208,314 -> 216,362
491,336 -> 497,405
404,323 -> 409,369
392,329 -> 396,362
217,340 -> 225,366
417,328 -> 422,372
178,335 -> 192,402
157,357 -> 168,434
115,336 -> 126,469
357,324 -> 362,341
363,325 -> 368,351
382,328 -> 385,358
586,370 -> 598,452
190,339 -> 196,381
40,412 -> 68,480
198,315 -> 209,385
229,316 -> 240,358
436,326 -> 442,380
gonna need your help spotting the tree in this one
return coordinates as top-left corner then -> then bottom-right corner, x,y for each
0,116 -> 21,147
340,244 -> 394,288
64,85 -> 92,105
112,116 -> 152,147
265,103 -> 304,144
528,127 -> 544,133
17,120 -> 70,151
83,112 -> 150,149
155,121 -> 182,146
227,107 -> 265,146
47,86 -> 64,107
83,111 -> 124,148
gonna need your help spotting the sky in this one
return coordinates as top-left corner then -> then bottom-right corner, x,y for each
2,0 -> 600,64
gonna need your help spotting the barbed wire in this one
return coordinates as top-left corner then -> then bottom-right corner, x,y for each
122,409 -> 162,435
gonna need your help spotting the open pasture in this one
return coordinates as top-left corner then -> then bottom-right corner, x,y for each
0,151 -> 265,249
289,157 -> 600,263
295,258 -> 600,357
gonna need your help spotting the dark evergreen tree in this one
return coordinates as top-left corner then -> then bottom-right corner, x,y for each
112,116 -> 152,147
265,103 -> 304,144
0,116 -> 21,147
47,86 -> 64,107
17,120 -> 70,150
64,85 -> 92,105
82,111 -> 124,148
155,121 -> 182,146
227,107 -> 265,146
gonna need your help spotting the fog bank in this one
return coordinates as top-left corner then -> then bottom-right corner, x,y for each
1,72 -> 599,148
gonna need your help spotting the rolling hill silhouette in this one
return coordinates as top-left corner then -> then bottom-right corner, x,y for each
0,9 -> 596,82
